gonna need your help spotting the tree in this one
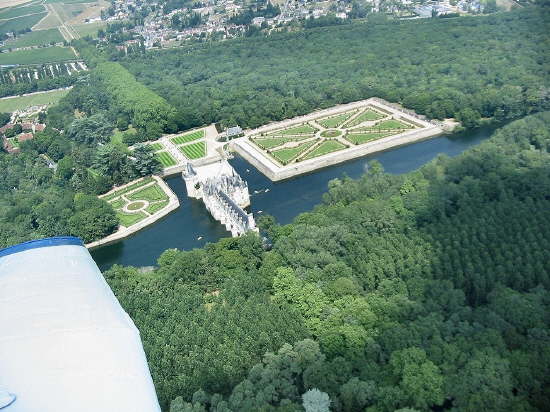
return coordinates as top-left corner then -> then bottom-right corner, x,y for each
132,144 -> 162,176
67,113 -> 113,145
302,389 -> 331,412
68,193 -> 118,242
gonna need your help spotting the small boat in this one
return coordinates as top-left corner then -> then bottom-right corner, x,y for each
253,190 -> 261,194
246,169 -> 250,172
197,236 -> 203,240
264,188 -> 270,193
258,210 -> 263,214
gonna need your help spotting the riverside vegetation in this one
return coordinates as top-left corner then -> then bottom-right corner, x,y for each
105,112 -> 550,411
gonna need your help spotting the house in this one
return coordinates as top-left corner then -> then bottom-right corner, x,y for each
2,137 -> 19,154
0,123 -> 13,134
18,133 -> 33,142
34,123 -> 46,132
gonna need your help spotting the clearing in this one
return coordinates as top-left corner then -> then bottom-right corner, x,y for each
0,88 -> 69,112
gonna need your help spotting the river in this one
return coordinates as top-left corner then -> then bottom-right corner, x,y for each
91,126 -> 494,271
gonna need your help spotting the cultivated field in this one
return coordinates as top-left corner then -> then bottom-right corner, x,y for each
2,28 -> 63,48
0,46 -> 75,65
249,104 -> 418,166
0,4 -> 44,20
73,21 -> 106,38
0,88 -> 69,112
0,12 -> 46,35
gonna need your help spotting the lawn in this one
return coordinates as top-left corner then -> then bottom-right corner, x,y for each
127,184 -> 168,202
0,88 -> 69,112
109,198 -> 125,209
73,21 -> 106,38
344,108 -> 385,127
344,132 -> 395,145
102,177 -> 154,201
271,139 -> 318,165
302,140 -> 347,160
171,129 -> 205,145
3,28 -> 63,49
117,210 -> 147,227
317,111 -> 355,128
180,141 -> 206,159
146,200 -> 169,214
0,12 -> 47,35
155,151 -> 177,167
268,124 -> 317,136
127,201 -> 146,211
370,119 -> 414,130
0,4 -> 44,20
149,142 -> 163,151
0,46 -> 76,65
45,0 -> 95,3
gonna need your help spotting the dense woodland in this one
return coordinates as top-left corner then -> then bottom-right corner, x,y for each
105,113 -> 550,411
119,8 -> 549,129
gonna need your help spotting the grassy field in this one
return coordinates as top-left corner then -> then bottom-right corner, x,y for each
302,140 -> 347,160
155,151 -> 177,167
0,4 -> 44,19
0,12 -> 46,35
345,132 -> 394,145
127,184 -> 168,202
253,135 -> 312,150
73,21 -> 106,38
317,111 -> 355,128
171,129 -> 205,145
0,88 -> 69,112
0,46 -> 75,65
344,108 -> 385,127
271,140 -> 317,165
127,201 -> 145,211
180,141 -> 206,159
45,0 -> 95,3
269,124 -> 317,136
149,142 -> 163,151
3,28 -> 63,48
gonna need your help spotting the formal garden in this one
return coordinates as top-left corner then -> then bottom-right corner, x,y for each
250,105 -> 419,166
100,177 -> 171,227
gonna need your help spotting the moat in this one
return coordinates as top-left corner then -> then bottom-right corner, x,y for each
91,126 -> 495,271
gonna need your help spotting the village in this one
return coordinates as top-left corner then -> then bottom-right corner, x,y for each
102,0 -> 495,50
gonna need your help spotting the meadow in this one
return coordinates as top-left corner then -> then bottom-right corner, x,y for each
0,46 -> 75,65
0,12 -> 46,35
0,88 -> 69,112
3,28 -> 63,49
0,4 -> 44,20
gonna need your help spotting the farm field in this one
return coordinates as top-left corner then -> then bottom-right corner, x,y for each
302,140 -> 347,160
0,88 -> 69,112
0,12 -> 46,35
171,129 -> 205,145
180,141 -> 206,159
0,4 -> 44,19
73,21 -> 106,38
0,46 -> 75,65
3,28 -> 63,49
155,151 -> 177,167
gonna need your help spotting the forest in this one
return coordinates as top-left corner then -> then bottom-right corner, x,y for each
118,8 -> 549,130
105,112 -> 550,411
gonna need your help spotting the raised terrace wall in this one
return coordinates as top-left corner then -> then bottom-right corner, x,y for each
231,98 -> 444,181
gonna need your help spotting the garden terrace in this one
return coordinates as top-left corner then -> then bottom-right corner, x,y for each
180,141 -> 206,159
234,98 -> 441,181
170,129 -> 205,145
